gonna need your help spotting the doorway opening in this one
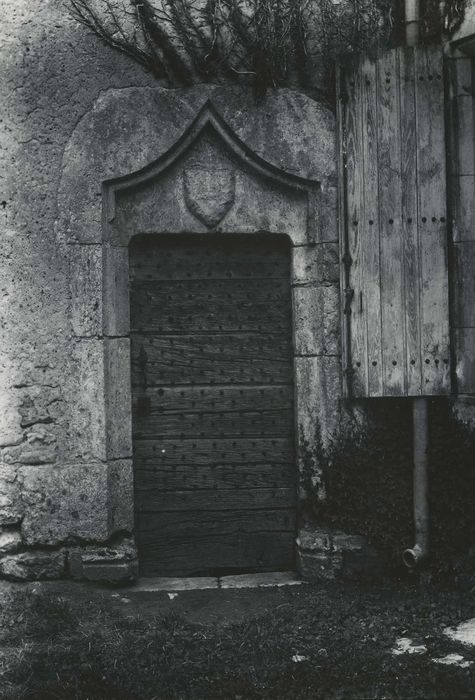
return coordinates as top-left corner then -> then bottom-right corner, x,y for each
129,233 -> 297,576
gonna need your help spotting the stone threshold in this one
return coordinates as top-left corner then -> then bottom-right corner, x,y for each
125,571 -> 303,592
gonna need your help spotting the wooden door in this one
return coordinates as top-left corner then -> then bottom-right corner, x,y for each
130,234 -> 296,576
337,46 -> 451,398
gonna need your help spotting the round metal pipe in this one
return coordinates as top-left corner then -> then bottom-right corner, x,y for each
405,0 -> 420,46
403,397 -> 429,568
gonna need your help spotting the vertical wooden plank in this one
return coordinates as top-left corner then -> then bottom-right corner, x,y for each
415,46 -> 451,394
377,50 -> 405,395
336,66 -> 350,397
344,63 -> 368,397
399,47 -> 422,396
360,56 -> 383,396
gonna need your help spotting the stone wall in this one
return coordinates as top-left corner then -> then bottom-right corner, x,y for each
0,1 -> 342,581
1,1 -> 474,583
0,0 -> 152,580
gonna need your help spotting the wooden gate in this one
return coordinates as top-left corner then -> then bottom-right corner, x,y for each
130,234 -> 296,576
338,46 -> 451,398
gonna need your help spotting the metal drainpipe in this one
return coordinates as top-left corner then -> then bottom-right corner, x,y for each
405,0 -> 420,46
402,0 -> 430,570
403,398 -> 429,568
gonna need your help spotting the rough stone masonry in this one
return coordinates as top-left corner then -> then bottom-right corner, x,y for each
1,0 -> 474,583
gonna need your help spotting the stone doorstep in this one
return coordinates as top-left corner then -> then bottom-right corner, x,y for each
125,571 -> 302,593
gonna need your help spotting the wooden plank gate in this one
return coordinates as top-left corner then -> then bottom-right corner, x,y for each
337,45 -> 452,398
130,234 -> 296,576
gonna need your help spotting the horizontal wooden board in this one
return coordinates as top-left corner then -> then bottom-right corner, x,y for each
130,279 -> 291,334
131,333 -> 292,386
129,233 -> 290,281
138,531 -> 296,576
133,407 -> 293,439
134,462 -> 294,491
133,437 -> 294,467
132,385 -> 292,413
138,508 -> 295,539
132,332 -> 291,363
136,487 -> 296,512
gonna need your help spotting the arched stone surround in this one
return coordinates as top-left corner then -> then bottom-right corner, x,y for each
57,85 -> 341,578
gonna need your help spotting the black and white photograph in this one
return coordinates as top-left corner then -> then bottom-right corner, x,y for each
0,1 -> 474,697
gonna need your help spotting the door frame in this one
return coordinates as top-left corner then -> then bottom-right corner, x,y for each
61,95 -> 342,559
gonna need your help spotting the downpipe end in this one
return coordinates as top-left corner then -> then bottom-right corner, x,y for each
402,544 -> 427,569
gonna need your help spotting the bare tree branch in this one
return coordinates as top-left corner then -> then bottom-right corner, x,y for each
63,0 -> 466,92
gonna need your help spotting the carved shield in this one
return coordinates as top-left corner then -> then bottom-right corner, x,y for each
183,167 -> 235,228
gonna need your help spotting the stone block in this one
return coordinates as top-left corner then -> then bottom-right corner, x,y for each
0,391 -> 23,450
104,338 -> 132,460
0,528 -> 22,555
297,527 -> 332,553
19,463 -> 110,545
295,357 -> 341,460
451,396 -> 475,431
0,551 -> 65,581
297,525 -> 383,582
69,538 -> 138,584
0,465 -> 23,525
333,532 -> 369,552
17,385 -> 62,429
2,425 -> 58,465
293,285 -> 340,356
70,339 -> 106,462
70,244 -> 103,337
103,244 -> 130,337
80,561 -> 138,583
108,459 -> 134,533
319,184 -> 339,243
291,243 -> 339,285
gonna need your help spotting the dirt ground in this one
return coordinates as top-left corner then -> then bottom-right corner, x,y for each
1,576 -> 475,699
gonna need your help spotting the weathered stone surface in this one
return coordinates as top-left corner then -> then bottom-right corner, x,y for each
69,244 -> 103,337
295,356 -> 341,500
319,184 -> 339,243
0,551 -> 65,581
0,528 -> 22,555
451,0 -> 475,44
58,86 -> 336,246
131,576 -> 219,592
2,425 -> 58,466
104,338 -> 132,460
297,525 -> 383,581
110,119 -> 311,246
70,339 -> 106,462
108,459 -> 134,533
293,285 -> 340,356
103,244 -> 130,337
69,538 -> 138,584
0,388 -> 23,450
292,243 -> 339,285
451,396 -> 475,431
19,464 -> 109,545
17,384 -> 63,430
0,465 -> 23,525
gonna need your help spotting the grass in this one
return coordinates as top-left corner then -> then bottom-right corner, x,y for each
1,580 -> 475,699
